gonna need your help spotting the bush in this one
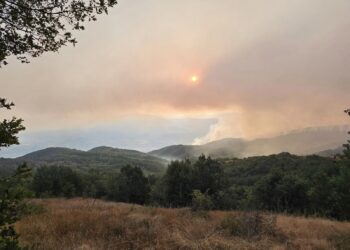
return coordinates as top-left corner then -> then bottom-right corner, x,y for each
191,190 -> 213,211
329,232 -> 350,250
219,212 -> 277,239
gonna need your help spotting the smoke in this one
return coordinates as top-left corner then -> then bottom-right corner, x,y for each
193,112 -> 243,144
1,0 -> 350,141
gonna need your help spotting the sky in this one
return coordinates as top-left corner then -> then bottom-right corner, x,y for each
1,0 -> 350,157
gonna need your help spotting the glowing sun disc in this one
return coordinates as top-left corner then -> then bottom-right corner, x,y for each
190,75 -> 198,83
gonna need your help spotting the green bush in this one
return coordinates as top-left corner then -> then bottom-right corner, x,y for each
191,190 -> 213,211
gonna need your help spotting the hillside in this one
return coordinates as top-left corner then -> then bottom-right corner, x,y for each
317,146 -> 344,157
16,198 -> 350,250
0,146 -> 167,176
219,152 -> 338,187
150,125 -> 349,160
149,138 -> 245,160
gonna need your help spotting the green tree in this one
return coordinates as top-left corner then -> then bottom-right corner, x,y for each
0,0 -> 117,65
252,171 -> 308,213
108,165 -> 150,204
0,163 -> 31,249
343,109 -> 350,159
329,109 -> 350,220
163,160 -> 193,207
192,155 -> 225,196
330,165 -> 350,220
307,171 -> 338,217
81,169 -> 107,198
149,177 -> 167,206
215,186 -> 248,210
0,98 -> 29,249
0,98 -> 25,148
32,166 -> 83,198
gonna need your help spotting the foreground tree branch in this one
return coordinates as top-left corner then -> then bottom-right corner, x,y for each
0,0 -> 117,65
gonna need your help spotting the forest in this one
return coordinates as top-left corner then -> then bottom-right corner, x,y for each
14,149 -> 349,221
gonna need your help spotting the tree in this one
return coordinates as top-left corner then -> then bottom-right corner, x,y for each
158,156 -> 226,208
0,163 -> 31,249
0,98 -> 29,249
252,171 -> 308,213
163,160 -> 193,207
329,109 -> 350,220
81,168 -> 107,198
0,98 -> 25,148
330,165 -> 350,220
343,109 -> 350,159
192,155 -> 225,196
32,166 -> 83,198
215,186 -> 248,210
0,0 -> 117,65
108,165 -> 150,204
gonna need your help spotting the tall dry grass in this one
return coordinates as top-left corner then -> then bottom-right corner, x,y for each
16,198 -> 350,250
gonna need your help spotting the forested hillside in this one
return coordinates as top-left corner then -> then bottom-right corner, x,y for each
0,146 -> 167,176
150,125 -> 348,159
25,152 -> 350,220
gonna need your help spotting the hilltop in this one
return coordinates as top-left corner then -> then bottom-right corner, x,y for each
0,146 -> 167,176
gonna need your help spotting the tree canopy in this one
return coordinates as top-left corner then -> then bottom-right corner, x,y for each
0,98 -> 31,249
108,165 -> 150,204
0,0 -> 117,65
0,98 -> 25,148
344,109 -> 350,159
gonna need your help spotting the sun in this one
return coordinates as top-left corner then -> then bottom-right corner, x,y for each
190,75 -> 198,83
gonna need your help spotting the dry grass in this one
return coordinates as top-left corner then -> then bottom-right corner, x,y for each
16,198 -> 350,250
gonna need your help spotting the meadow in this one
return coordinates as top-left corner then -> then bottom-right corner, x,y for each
16,198 -> 350,250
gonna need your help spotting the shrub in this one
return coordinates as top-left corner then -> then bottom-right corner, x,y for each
329,232 -> 350,250
191,190 -> 213,212
219,212 -> 277,239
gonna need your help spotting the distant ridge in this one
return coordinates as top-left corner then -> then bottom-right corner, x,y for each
1,125 -> 348,176
150,125 -> 349,160
0,146 -> 167,176
316,146 -> 344,157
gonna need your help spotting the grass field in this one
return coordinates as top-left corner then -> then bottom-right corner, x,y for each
16,199 -> 350,250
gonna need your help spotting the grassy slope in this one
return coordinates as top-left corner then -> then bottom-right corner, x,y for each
17,199 -> 350,250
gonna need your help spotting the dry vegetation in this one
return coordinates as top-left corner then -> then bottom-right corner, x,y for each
16,199 -> 350,250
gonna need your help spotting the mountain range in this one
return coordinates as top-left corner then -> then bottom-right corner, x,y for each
149,125 -> 349,160
0,125 -> 348,175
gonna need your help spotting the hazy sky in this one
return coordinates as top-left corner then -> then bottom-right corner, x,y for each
1,0 -> 350,157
